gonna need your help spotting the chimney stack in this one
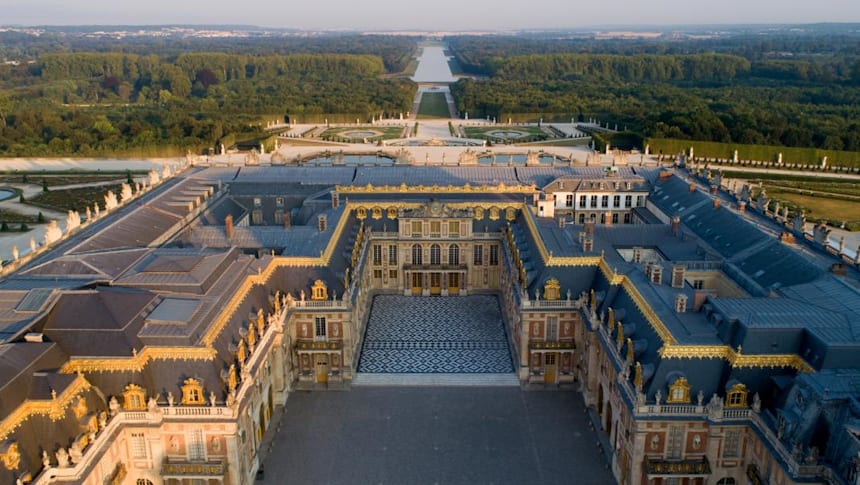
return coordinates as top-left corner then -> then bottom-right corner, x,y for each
671,216 -> 681,236
225,214 -> 234,239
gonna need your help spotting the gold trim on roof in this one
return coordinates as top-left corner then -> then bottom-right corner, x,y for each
0,374 -> 91,441
335,182 -> 535,194
61,346 -> 217,374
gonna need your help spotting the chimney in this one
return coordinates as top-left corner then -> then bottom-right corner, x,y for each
713,198 -> 721,209
584,220 -> 595,235
283,211 -> 291,229
632,247 -> 643,264
650,264 -> 663,285
688,183 -> 696,193
583,237 -> 594,252
675,294 -> 688,313
671,264 -> 685,288
225,214 -> 234,239
738,201 -> 746,213
331,191 -> 339,209
24,332 -> 44,343
670,216 -> 681,236
318,215 -> 327,233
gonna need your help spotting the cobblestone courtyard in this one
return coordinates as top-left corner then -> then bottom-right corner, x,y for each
261,388 -> 613,485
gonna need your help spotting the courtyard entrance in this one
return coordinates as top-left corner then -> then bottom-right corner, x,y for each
355,295 -> 515,384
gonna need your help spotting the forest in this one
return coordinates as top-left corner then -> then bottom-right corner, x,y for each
0,35 -> 418,156
448,33 -> 860,151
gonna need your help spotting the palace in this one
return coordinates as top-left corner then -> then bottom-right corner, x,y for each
0,160 -> 859,485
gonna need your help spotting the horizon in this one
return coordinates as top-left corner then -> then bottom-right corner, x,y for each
2,0 -> 860,31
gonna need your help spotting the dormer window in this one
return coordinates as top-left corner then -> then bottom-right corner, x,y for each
311,280 -> 328,301
726,383 -> 748,408
667,377 -> 690,403
181,378 -> 205,405
123,384 -> 147,410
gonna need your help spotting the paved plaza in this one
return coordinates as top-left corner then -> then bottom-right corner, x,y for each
357,296 -> 513,374
261,388 -> 613,485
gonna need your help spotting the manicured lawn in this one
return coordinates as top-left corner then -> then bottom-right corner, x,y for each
417,92 -> 451,119
28,184 -> 125,213
319,126 -> 405,142
767,189 -> 860,227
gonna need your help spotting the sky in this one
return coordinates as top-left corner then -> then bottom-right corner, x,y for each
2,0 -> 859,30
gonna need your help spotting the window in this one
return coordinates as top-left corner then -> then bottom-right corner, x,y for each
611,213 -> 618,224
565,194 -> 573,207
412,244 -> 422,265
180,378 -> 205,405
253,198 -> 261,207
489,245 -> 499,265
274,209 -> 285,225
251,209 -> 263,225
613,195 -> 620,208
590,195 -> 598,208
430,244 -> 441,265
637,195 -> 645,207
373,269 -> 382,279
136,480 -> 154,485
579,214 -> 585,224
623,213 -> 631,224
389,270 -> 398,279
373,244 -> 382,265
601,195 -> 609,208
388,245 -> 398,264
130,433 -> 147,459
546,316 -> 558,341
693,280 -> 705,290
123,384 -> 146,410
625,195 -> 632,208
600,213 -> 606,224
448,244 -> 459,265
448,220 -> 460,237
314,317 -> 327,338
473,245 -> 483,266
275,197 -> 284,206
722,429 -> 741,458
189,429 -> 205,461
667,425 -> 684,459
411,221 -> 422,237
579,195 -> 587,208
667,377 -> 691,403
726,383 -> 748,408
430,221 -> 441,237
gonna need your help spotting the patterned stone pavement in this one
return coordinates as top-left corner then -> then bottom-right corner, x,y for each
358,295 -> 514,374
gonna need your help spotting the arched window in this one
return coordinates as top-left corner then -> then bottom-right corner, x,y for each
430,244 -> 441,265
181,378 -> 205,405
412,244 -> 422,265
716,478 -> 736,485
136,480 -> 154,485
448,244 -> 459,265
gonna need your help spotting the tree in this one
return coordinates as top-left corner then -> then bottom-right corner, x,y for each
41,178 -> 48,192
37,211 -> 44,223
0,222 -> 8,232
19,223 -> 28,232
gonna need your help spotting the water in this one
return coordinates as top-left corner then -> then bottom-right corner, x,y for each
0,189 -> 16,201
411,45 -> 457,84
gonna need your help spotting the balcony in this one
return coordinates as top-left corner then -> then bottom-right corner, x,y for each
644,456 -> 711,477
162,460 -> 225,477
529,341 -> 575,350
296,339 -> 342,351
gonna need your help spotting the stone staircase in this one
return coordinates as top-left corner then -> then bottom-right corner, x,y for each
352,373 -> 520,387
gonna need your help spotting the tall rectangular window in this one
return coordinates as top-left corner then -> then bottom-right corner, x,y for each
613,195 -> 621,208
430,221 -> 441,237
130,433 -> 147,459
565,194 -> 573,207
474,245 -> 483,266
411,221 -> 422,237
489,245 -> 499,266
388,245 -> 398,264
590,195 -> 598,208
546,316 -> 558,342
625,195 -> 632,208
601,195 -> 609,208
637,196 -> 645,207
373,244 -> 382,265
314,317 -> 327,338
667,425 -> 684,459
189,430 -> 205,461
723,429 -> 741,458
448,221 -> 460,237
579,195 -> 587,208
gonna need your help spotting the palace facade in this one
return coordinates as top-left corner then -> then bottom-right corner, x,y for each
0,161 -> 858,485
